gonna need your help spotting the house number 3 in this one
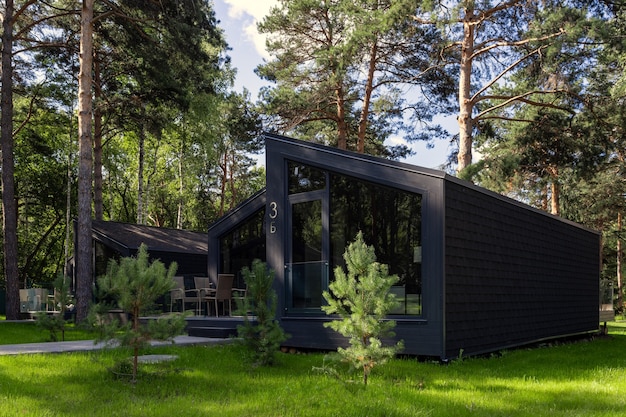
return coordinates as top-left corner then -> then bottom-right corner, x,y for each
269,201 -> 278,233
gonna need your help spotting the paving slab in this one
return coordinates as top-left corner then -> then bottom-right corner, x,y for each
136,354 -> 179,363
0,336 -> 232,356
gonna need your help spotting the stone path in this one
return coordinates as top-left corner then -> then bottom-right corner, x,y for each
0,336 -> 231,356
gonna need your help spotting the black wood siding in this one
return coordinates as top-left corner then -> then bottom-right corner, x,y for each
265,134 -> 447,357
148,252 -> 207,277
444,181 -> 600,358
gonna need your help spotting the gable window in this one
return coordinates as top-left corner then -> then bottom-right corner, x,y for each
219,208 -> 266,288
330,174 -> 422,315
286,161 -> 422,315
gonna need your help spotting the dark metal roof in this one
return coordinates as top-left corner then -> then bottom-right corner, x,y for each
262,132 -> 448,180
262,132 -> 599,235
92,220 -> 207,256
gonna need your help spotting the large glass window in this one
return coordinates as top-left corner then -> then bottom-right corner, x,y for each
291,199 -> 322,263
330,174 -> 422,315
219,208 -> 266,288
286,160 -> 422,316
287,195 -> 328,309
288,162 -> 326,194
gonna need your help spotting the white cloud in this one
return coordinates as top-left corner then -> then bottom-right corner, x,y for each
222,0 -> 279,59
386,135 -> 409,148
222,0 -> 276,20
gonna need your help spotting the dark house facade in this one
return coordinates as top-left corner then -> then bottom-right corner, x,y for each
90,220 -> 208,280
208,133 -> 601,360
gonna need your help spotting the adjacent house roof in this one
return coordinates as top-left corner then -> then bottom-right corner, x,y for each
92,220 -> 207,257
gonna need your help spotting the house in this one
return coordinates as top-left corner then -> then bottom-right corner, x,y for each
208,133 -> 601,359
90,220 -> 208,282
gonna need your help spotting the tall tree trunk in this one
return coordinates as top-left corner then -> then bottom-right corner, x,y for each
145,132 -> 160,225
336,85 -> 348,150
229,151 -> 236,210
93,54 -> 103,221
76,0 -> 94,323
457,11 -> 475,173
618,212 -> 623,310
548,165 -> 560,216
1,0 -> 20,320
357,39 -> 378,154
137,124 -> 145,224
550,180 -> 560,216
218,151 -> 227,216
64,143 -> 72,278
177,145 -> 184,229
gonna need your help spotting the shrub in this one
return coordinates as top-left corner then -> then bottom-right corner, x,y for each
35,274 -> 74,341
237,259 -> 289,366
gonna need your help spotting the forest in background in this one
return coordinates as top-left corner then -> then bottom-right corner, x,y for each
1,0 -> 625,318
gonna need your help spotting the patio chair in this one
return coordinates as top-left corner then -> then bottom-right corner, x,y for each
193,277 -> 213,315
47,290 -> 58,312
205,274 -> 246,317
170,276 -> 202,315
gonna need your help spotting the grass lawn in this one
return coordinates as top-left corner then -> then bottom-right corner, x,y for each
0,321 -> 625,416
0,318 -> 97,345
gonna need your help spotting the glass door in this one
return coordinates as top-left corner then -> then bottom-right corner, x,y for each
286,197 -> 328,309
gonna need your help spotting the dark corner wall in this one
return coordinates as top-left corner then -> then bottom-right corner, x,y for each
443,180 -> 600,358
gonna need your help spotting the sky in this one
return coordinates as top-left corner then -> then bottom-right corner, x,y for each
213,0 -> 454,169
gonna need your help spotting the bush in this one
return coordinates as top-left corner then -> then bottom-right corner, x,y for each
237,259 -> 289,366
35,274 -> 74,341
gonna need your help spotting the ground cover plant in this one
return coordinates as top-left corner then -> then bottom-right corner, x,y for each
0,322 -> 625,416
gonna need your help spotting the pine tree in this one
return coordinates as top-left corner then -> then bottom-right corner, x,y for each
237,259 -> 288,367
35,275 -> 74,342
92,244 -> 185,383
257,0 -> 449,155
322,232 -> 403,385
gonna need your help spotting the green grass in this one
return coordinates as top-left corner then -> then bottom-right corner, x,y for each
0,321 -> 625,416
0,319 -> 97,344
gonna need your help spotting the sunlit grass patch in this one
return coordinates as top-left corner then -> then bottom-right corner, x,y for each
0,322 -> 625,416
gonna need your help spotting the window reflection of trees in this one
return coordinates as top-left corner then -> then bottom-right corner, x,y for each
288,162 -> 326,194
291,200 -> 322,263
219,208 -> 266,287
286,160 -> 423,315
330,175 -> 422,314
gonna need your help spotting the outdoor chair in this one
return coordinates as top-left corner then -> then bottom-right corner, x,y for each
193,277 -> 213,315
46,289 -> 70,312
170,276 -> 202,315
205,274 -> 247,317
47,290 -> 59,312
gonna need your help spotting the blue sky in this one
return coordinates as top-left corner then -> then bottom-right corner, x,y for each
213,0 -> 454,169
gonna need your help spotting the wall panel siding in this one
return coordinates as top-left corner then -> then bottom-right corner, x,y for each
444,181 -> 600,358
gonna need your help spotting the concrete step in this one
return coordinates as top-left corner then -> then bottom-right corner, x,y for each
187,326 -> 238,338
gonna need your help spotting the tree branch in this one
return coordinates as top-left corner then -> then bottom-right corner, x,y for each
11,0 -> 38,25
471,28 -> 565,60
13,87 -> 41,136
14,10 -> 78,40
475,90 -> 575,120
470,44 -> 550,104
473,0 -> 525,23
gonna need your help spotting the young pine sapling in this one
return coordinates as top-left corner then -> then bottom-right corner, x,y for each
322,232 -> 403,385
237,259 -> 288,366
92,244 -> 186,382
